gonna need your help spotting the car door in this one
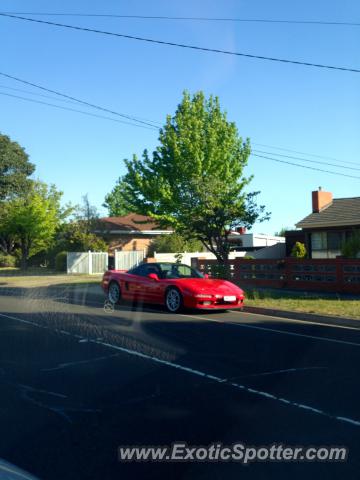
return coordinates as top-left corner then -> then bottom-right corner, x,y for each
124,264 -> 160,303
125,264 -> 148,301
141,265 -> 164,303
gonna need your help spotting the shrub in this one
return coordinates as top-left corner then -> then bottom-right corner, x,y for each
0,253 -> 16,267
148,233 -> 204,256
341,232 -> 360,258
55,251 -> 67,272
291,242 -> 307,258
209,264 -> 228,279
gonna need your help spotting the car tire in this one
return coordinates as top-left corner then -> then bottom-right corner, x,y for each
165,287 -> 183,313
108,281 -> 121,304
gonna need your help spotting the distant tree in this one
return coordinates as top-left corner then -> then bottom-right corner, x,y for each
75,194 -> 100,233
0,133 -> 35,200
147,233 -> 204,256
103,179 -> 132,216
341,231 -> 360,258
291,241 -> 307,259
55,222 -> 108,252
0,133 -> 35,255
0,202 -> 17,255
1,181 -> 66,268
112,91 -> 270,270
274,227 -> 290,237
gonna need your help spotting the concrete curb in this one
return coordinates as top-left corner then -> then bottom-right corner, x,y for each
244,306 -> 360,329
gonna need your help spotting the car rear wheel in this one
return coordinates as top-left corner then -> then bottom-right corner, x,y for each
165,287 -> 183,313
108,281 -> 121,304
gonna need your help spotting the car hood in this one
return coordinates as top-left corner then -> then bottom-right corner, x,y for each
177,278 -> 244,295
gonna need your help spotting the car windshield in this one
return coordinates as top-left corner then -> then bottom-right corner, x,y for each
158,263 -> 204,279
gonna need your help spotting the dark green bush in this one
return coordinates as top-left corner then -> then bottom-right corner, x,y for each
55,251 -> 67,272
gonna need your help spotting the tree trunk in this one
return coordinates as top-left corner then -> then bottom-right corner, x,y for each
20,240 -> 29,270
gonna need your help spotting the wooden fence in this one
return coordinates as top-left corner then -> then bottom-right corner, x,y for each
197,258 -> 360,294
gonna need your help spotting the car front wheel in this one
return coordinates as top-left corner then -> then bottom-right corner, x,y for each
108,281 -> 121,304
165,288 -> 183,313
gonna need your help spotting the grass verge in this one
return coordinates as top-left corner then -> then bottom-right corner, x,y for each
245,289 -> 360,320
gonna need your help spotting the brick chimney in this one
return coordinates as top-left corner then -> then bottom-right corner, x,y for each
312,187 -> 333,213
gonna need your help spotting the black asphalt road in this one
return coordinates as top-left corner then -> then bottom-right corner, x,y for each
0,283 -> 360,479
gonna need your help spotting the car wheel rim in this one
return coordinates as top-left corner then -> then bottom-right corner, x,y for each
109,283 -> 119,303
166,289 -> 180,312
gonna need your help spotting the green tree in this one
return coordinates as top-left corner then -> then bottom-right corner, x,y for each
114,91 -> 269,268
341,231 -> 360,258
147,233 -> 204,256
55,222 -> 108,252
103,179 -> 132,216
0,133 -> 35,200
75,194 -> 100,233
291,241 -> 307,258
274,227 -> 290,237
2,181 -> 66,268
0,133 -> 35,255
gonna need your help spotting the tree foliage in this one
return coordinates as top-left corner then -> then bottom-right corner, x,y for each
291,241 -> 307,259
103,179 -> 132,216
55,222 -> 108,253
274,227 -> 290,237
0,133 -> 35,201
147,233 -> 204,256
341,231 -> 360,258
75,194 -> 100,233
1,181 -> 66,268
110,91 -> 269,265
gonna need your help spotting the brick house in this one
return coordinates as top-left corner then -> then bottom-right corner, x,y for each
294,188 -> 360,259
94,214 -> 172,253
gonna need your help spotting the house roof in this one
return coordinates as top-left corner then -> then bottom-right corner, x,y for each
96,214 -> 172,234
296,197 -> 360,229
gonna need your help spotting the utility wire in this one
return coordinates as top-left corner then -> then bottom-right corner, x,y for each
0,75 -> 357,171
252,149 -> 360,171
0,71 -> 160,129
1,12 -> 359,26
252,142 -> 360,166
2,90 -> 358,177
0,83 -> 82,105
251,153 -> 360,180
1,13 -> 359,73
0,91 -> 156,129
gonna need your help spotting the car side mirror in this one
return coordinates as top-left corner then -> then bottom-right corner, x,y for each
148,273 -> 159,281
204,273 -> 209,279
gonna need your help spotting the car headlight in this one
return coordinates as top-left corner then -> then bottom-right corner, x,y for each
194,294 -> 213,298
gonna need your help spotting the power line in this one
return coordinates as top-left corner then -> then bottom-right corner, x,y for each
1,13 -> 359,73
0,71 -> 160,129
252,149 -> 360,171
252,142 -> 360,166
0,91 -> 156,129
0,83 -> 81,105
1,12 -> 359,26
251,153 -> 360,179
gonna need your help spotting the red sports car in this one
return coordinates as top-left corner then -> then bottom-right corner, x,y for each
102,262 -> 245,313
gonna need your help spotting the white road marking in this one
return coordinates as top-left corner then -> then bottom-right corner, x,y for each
234,309 -> 360,331
1,312 -> 360,428
43,353 -> 120,371
180,313 -> 360,347
233,366 -> 326,379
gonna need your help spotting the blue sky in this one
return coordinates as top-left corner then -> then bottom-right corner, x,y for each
1,0 -> 359,234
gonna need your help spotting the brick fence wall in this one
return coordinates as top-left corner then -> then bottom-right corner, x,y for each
197,258 -> 360,294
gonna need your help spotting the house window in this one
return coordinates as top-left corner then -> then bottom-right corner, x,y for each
311,232 -> 327,250
327,232 -> 342,250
